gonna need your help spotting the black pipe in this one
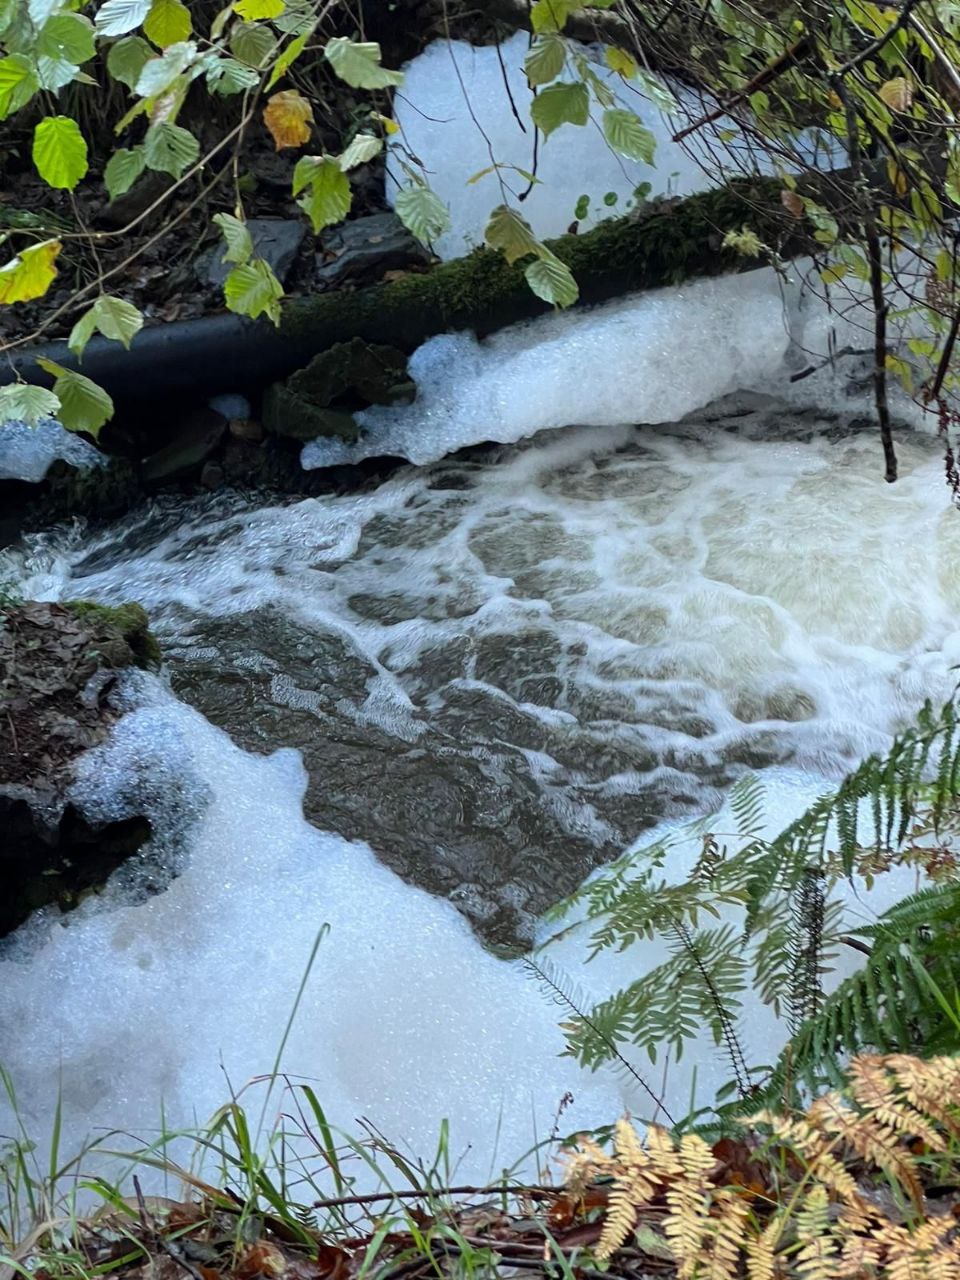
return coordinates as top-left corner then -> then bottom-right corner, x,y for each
0,311 -> 321,407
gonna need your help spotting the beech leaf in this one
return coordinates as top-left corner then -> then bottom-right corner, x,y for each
263,88 -> 313,150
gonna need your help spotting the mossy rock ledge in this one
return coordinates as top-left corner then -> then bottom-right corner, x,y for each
0,598 -> 160,936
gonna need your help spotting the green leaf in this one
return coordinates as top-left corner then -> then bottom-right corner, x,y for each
38,13 -> 96,63
230,21 -> 277,66
92,295 -> 144,347
635,71 -> 677,112
207,57 -> 260,94
143,0 -> 192,46
525,251 -> 578,307
394,184 -> 450,244
135,40 -> 197,97
0,55 -> 39,120
0,0 -> 16,38
213,212 -> 254,264
295,156 -> 351,232
32,117 -> 88,191
0,383 -> 61,426
234,0 -> 284,17
530,0 -> 579,31
339,132 -> 382,170
0,239 -> 61,304
265,28 -> 310,89
484,204 -> 540,264
67,309 -> 97,359
107,36 -> 153,88
602,108 -> 656,162
68,295 -> 144,357
530,80 -> 589,137
143,121 -> 199,176
36,359 -> 114,437
37,56 -> 83,92
323,37 -> 403,89
94,0 -> 152,37
224,256 -> 284,324
524,34 -> 566,86
104,146 -> 146,199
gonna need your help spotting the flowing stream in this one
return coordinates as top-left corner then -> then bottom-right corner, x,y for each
3,376 -> 960,1178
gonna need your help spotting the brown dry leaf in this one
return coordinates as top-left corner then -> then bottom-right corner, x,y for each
878,77 -> 913,112
263,90 -> 313,151
236,1243 -> 287,1280
780,188 -> 804,218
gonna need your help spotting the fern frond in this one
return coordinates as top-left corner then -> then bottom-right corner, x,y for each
808,1091 -> 924,1209
662,1133 -> 718,1280
731,773 -> 766,839
794,1185 -> 837,1280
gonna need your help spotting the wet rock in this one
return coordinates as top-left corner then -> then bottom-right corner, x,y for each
0,600 -> 159,935
139,408 -> 226,485
203,219 -> 306,287
262,384 -> 361,442
165,606 -> 669,951
290,337 -> 413,408
264,339 -> 414,443
316,212 -> 433,289
0,785 -> 151,936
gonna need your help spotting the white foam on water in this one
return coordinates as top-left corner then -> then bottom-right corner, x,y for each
0,418 -> 103,483
388,35 -> 845,262
0,683 -> 626,1181
389,36 -> 743,261
302,271 -> 798,471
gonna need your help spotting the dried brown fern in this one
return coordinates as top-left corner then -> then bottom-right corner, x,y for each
565,1053 -> 960,1278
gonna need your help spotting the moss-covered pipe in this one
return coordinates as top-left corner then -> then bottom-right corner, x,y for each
281,177 -> 810,351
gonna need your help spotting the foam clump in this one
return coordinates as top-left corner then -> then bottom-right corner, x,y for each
0,418 -> 104,483
387,35 -> 729,261
302,271 -> 792,470
0,682 -> 626,1180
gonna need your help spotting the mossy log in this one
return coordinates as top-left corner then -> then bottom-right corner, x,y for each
281,177 -> 813,353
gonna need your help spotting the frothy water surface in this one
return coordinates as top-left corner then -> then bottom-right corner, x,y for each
3,394 -> 959,1174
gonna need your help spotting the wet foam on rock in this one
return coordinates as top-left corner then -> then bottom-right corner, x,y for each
0,418 -> 104,483
302,272 -> 797,471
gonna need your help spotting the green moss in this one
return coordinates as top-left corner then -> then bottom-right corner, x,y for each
63,599 -> 162,670
280,177 -> 804,352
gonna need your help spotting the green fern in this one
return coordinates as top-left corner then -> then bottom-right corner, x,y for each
541,697 -> 960,1120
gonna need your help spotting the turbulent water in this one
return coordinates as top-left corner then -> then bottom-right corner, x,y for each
2,384 -> 959,1177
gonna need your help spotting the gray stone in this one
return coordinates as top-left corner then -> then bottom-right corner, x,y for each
315,212 -> 433,288
204,219 -> 305,287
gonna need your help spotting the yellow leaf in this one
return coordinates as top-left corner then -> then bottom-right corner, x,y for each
262,88 -> 312,150
373,111 -> 398,135
604,46 -> 637,78
234,0 -> 284,18
878,77 -> 912,112
0,238 -> 61,304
